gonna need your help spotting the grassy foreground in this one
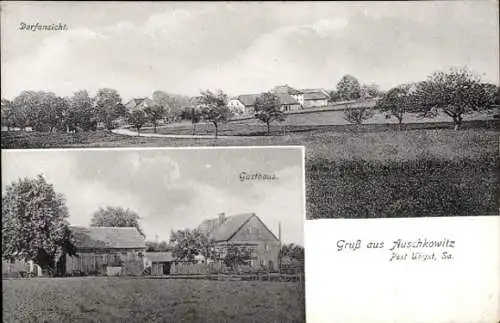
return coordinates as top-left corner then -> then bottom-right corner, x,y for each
2,277 -> 305,323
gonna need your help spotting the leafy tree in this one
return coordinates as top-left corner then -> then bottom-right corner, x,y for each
337,75 -> 361,101
254,92 -> 286,135
198,90 -> 232,138
413,67 -> 497,130
127,109 -> 148,135
328,90 -> 341,103
143,104 -> 165,133
360,83 -> 380,99
37,93 -> 69,132
2,175 -> 75,273
190,106 -> 202,135
170,229 -> 215,261
376,83 -> 417,127
94,88 -> 122,130
280,243 -> 304,261
11,91 -> 39,129
90,206 -> 145,237
67,90 -> 97,132
344,106 -> 374,125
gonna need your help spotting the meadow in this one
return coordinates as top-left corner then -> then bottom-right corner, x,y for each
2,277 -> 305,323
1,117 -> 498,219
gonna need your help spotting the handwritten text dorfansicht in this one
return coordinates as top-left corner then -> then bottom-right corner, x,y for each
19,23 -> 68,32
239,172 -> 277,182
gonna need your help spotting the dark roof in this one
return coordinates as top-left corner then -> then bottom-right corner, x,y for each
70,226 -> 146,249
237,94 -> 260,107
145,252 -> 173,262
272,85 -> 303,95
276,93 -> 299,105
303,92 -> 329,100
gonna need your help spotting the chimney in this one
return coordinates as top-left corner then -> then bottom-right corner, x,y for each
218,212 -> 226,225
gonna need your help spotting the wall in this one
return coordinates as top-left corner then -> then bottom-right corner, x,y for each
65,248 -> 145,276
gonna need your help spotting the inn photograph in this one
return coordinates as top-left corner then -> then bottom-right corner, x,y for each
2,147 -> 305,322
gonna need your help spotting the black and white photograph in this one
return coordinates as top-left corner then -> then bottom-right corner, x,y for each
1,1 -> 498,221
1,147 -> 305,322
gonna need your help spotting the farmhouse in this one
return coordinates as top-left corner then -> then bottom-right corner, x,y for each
197,213 -> 281,271
300,88 -> 330,108
235,94 -> 260,115
144,252 -> 174,275
63,226 -> 146,276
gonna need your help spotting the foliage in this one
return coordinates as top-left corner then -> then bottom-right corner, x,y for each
94,88 -> 122,130
375,83 -> 417,125
2,175 -> 75,271
223,244 -> 254,269
1,99 -> 18,130
343,106 -> 374,125
127,109 -> 148,135
337,75 -> 361,101
280,243 -> 304,261
328,90 -> 341,102
90,206 -> 145,237
170,229 -> 215,261
360,83 -> 380,99
143,103 -> 165,133
198,90 -> 232,138
412,67 -> 497,129
66,90 -> 98,132
254,92 -> 286,135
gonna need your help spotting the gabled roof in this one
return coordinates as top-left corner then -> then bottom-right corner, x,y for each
237,94 -> 260,107
145,252 -> 173,262
70,226 -> 146,250
272,85 -> 303,95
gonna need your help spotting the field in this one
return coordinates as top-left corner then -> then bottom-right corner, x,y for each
2,277 -> 305,323
1,117 -> 498,219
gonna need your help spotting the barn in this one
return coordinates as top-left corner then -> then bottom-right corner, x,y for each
63,226 -> 146,276
197,213 -> 281,272
144,252 -> 174,275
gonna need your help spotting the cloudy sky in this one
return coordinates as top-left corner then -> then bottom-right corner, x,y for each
1,148 -> 305,245
1,1 -> 498,101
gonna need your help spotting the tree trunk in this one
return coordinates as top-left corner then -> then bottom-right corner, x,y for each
214,122 -> 218,139
397,118 -> 403,131
137,127 -> 141,136
192,123 -> 196,136
267,121 -> 271,136
153,122 -> 157,133
453,115 -> 463,130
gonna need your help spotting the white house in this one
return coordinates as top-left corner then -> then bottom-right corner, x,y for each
272,85 -> 304,107
300,89 -> 330,108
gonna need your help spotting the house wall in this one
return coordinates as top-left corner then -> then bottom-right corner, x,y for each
65,248 -> 145,276
281,103 -> 302,113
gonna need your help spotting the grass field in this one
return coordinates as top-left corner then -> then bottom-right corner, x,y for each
1,120 -> 498,219
2,277 -> 305,323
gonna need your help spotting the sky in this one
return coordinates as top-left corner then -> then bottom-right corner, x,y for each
1,148 -> 305,245
1,1 -> 498,101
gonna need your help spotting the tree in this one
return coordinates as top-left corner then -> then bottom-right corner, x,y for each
90,206 -> 145,237
254,92 -> 286,135
169,229 -> 215,262
67,90 -> 97,132
145,240 -> 171,252
360,83 -> 380,99
190,106 -> 202,135
38,93 -> 69,132
143,104 -> 165,133
375,83 -> 417,128
127,109 -> 147,135
337,75 -> 361,101
328,90 -> 341,103
413,67 -> 497,130
198,90 -> 232,138
2,175 -> 75,273
94,88 -> 122,130
11,91 -> 39,130
344,107 -> 374,125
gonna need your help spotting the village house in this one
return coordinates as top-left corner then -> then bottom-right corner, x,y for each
63,226 -> 146,276
197,213 -> 281,271
300,88 -> 330,108
144,252 -> 174,275
272,85 -> 304,107
233,94 -> 260,116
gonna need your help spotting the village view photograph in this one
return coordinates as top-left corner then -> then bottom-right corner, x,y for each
1,1 -> 499,220
1,147 -> 305,322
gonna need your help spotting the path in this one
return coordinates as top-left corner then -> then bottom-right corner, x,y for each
112,128 -> 258,139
